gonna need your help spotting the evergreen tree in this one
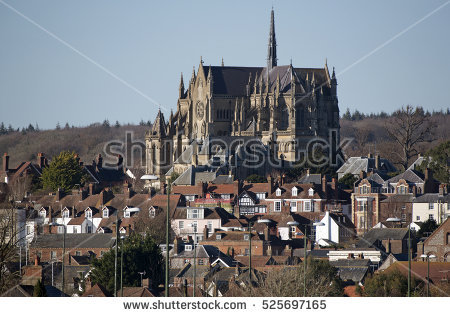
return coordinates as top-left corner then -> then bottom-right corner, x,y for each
41,151 -> 87,192
114,120 -> 121,128
90,233 -> 163,294
7,124 -> 14,133
338,173 -> 358,189
64,122 -> 70,129
102,119 -> 110,128
0,122 -> 6,135
27,123 -> 35,132
56,122 -> 61,130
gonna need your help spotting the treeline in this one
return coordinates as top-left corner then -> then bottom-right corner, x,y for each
341,107 -> 450,121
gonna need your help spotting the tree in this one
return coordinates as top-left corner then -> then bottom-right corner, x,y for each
55,122 -> 61,130
339,173 -> 357,189
342,108 -> 352,120
0,206 -> 21,295
40,151 -> 87,192
245,259 -> 343,297
417,140 -> 450,184
168,172 -> 180,184
102,119 -> 110,128
114,120 -> 121,128
33,279 -> 47,297
362,269 -> 423,296
385,105 -> 434,170
417,219 -> 439,238
89,233 -> 163,294
245,174 -> 267,183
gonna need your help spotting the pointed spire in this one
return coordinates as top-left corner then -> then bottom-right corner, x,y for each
190,66 -> 196,83
179,72 -> 185,98
151,109 -> 167,138
332,67 -> 336,80
207,65 -> 212,81
267,8 -> 277,71
221,57 -> 224,67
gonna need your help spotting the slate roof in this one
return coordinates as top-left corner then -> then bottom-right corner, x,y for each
414,193 -> 450,203
116,287 -> 157,297
388,169 -> 425,183
356,228 -> 409,248
267,183 -> 325,200
381,194 -> 415,203
212,175 -> 234,184
337,267 -> 369,283
337,156 -> 397,176
30,233 -> 116,249
83,284 -> 111,297
298,174 -> 324,184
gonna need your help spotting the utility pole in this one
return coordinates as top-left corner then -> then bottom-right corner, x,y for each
114,217 -> 120,297
165,181 -> 170,297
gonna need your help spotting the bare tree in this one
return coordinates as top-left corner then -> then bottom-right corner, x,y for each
0,205 -> 21,294
385,105 -> 434,170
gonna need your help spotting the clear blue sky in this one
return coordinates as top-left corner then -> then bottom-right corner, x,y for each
1,0 -> 449,130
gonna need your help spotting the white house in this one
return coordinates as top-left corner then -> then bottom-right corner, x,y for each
315,212 -> 356,246
412,193 -> 450,224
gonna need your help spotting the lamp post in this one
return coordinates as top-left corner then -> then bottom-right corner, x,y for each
138,271 -> 146,287
188,223 -> 197,297
53,223 -> 66,296
301,221 -> 324,297
420,254 -> 437,297
387,217 -> 411,297
114,216 -> 121,297
120,235 -> 125,297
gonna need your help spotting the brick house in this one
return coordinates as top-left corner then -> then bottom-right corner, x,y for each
200,230 -> 264,257
29,233 -> 116,264
418,217 -> 450,262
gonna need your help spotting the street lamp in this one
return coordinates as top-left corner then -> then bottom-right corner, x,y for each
120,235 -> 125,297
420,254 -> 437,297
188,223 -> 198,297
138,271 -> 146,287
53,223 -> 66,296
387,217 -> 411,297
301,221 -> 324,297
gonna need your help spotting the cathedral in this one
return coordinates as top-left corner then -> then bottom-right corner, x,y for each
146,9 -> 340,184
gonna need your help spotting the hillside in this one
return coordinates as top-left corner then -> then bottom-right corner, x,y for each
1,112 -> 449,171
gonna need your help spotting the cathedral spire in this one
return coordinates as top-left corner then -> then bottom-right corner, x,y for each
267,8 -> 277,72
179,72 -> 185,98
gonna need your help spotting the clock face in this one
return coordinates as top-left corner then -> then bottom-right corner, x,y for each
196,102 -> 204,119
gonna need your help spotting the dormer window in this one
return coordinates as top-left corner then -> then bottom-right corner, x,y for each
292,187 -> 298,196
397,185 -> 407,194
39,209 -> 46,218
62,210 -> 70,218
276,188 -> 282,196
149,207 -> 156,218
244,234 -> 250,241
187,208 -> 204,219
216,234 -> 222,240
308,188 -> 314,197
85,209 -> 92,219
124,211 -> 130,218
102,208 -> 109,218
184,245 -> 193,251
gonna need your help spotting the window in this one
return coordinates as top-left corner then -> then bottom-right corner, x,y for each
275,201 -> 281,212
40,210 -> 46,218
149,208 -> 155,218
86,210 -> 92,219
448,203 -> 450,210
63,210 -> 69,218
291,201 -> 297,212
184,245 -> 192,251
51,251 -> 57,260
398,185 -> 407,194
416,216 -> 421,221
429,203 -> 434,210
291,226 -> 296,233
361,185 -> 369,194
401,214 -> 407,221
357,200 -> 367,212
184,259 -> 190,263
75,251 -> 81,256
73,227 -> 78,233
216,234 -> 222,240
124,211 -> 130,218
207,221 -> 212,232
256,193 -> 266,200
304,200 -> 312,212
198,259 -> 204,265
26,226 -> 32,235
292,187 -> 298,196
57,226 -> 64,234
308,188 -> 314,197
192,221 -> 198,233
179,221 -> 184,230
244,248 -> 250,256
103,209 -> 109,218
187,209 -> 201,219
429,214 -> 434,221
276,188 -> 282,196
87,226 -> 92,233
244,234 -> 250,241
447,233 -> 450,245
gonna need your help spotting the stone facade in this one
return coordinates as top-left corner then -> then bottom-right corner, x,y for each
419,217 -> 450,262
145,9 -> 340,181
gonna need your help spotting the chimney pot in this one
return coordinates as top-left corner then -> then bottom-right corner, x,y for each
3,153 -> 9,172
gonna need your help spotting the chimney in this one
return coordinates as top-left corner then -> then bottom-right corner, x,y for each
359,170 -> 366,180
412,185 -> 417,197
100,190 -> 108,205
375,154 -> 380,170
439,184 -> 447,196
37,153 -> 46,169
56,188 -> 62,202
173,238 -> 180,256
264,226 -> 269,241
203,225 -> 208,240
48,207 -> 52,224
281,174 -> 286,186
368,153 -> 373,159
123,181 -> 131,199
322,175 -> 328,197
2,153 -> 9,172
34,255 -> 40,266
96,154 -> 103,169
117,154 -> 123,168
331,177 -> 337,191
89,183 -> 94,196
306,169 -> 310,176
425,168 -> 432,181
386,238 -> 391,254
72,207 -> 76,219
268,176 -> 273,194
